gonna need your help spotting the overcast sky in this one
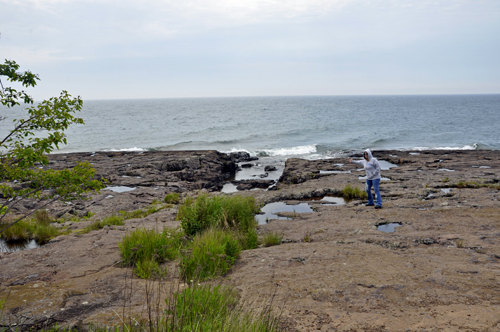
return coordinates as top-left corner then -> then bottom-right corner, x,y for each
1,0 -> 499,100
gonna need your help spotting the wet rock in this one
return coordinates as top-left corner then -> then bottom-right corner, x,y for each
235,180 -> 275,191
229,151 -> 258,163
241,163 -> 253,168
264,165 -> 278,172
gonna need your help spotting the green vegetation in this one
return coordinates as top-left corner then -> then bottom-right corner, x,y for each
441,181 -> 500,190
2,283 -> 283,332
164,192 -> 180,204
164,284 -> 282,332
0,60 -> 104,236
0,210 -> 61,243
119,227 -> 184,278
82,202 -> 168,234
339,184 -> 368,201
177,193 -> 259,249
82,215 -> 126,234
117,194 -> 260,280
261,231 -> 283,247
180,228 -> 241,282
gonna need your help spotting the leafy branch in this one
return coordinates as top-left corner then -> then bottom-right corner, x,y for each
0,59 -> 104,235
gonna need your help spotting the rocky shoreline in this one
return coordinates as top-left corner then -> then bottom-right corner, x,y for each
1,149 -> 500,331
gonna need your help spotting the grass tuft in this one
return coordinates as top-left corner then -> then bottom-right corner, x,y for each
177,193 -> 259,249
119,227 -> 184,278
261,231 -> 283,247
339,184 -> 368,201
82,215 -> 125,234
0,212 -> 60,244
82,202 -> 168,234
164,192 -> 180,204
180,228 -> 241,282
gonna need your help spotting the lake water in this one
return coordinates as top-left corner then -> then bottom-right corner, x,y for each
2,94 -> 499,160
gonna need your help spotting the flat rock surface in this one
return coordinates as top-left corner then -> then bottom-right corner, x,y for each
1,150 -> 500,331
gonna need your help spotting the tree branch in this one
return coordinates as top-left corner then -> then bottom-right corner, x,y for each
0,186 -> 44,223
0,195 -> 59,234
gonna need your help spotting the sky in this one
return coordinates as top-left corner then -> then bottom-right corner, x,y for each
1,0 -> 500,100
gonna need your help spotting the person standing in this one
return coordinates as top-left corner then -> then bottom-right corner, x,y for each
350,149 -> 382,209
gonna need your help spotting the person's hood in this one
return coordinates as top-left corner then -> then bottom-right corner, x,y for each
364,149 -> 373,161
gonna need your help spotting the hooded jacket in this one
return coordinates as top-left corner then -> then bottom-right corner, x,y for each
352,149 -> 381,180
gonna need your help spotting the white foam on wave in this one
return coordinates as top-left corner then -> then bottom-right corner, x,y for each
104,147 -> 146,152
409,143 -> 478,151
257,145 -> 317,157
224,147 -> 251,154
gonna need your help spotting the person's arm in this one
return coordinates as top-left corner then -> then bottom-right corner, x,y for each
350,159 -> 364,166
373,159 -> 381,176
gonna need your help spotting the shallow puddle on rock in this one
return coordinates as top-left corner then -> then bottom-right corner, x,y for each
221,182 -> 238,193
379,160 -> 398,170
438,169 -> 455,172
377,223 -> 402,233
0,238 -> 40,253
358,176 -> 391,181
441,188 -> 452,194
104,186 -> 136,193
320,170 -> 351,174
304,196 -> 347,206
255,202 -> 313,225
320,196 -> 346,205
235,160 -> 284,181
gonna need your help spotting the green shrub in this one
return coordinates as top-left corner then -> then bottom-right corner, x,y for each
167,284 -> 238,330
34,210 -> 53,226
0,215 -> 60,244
82,202 -> 168,234
119,227 -> 183,278
83,215 -> 125,234
119,203 -> 166,220
162,284 -> 283,332
261,231 -> 283,247
340,184 -> 368,201
0,219 -> 30,241
177,194 -> 259,247
164,192 -> 180,204
180,228 -> 241,282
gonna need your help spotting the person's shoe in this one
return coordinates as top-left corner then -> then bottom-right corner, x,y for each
365,203 -> 375,206
375,205 -> 382,209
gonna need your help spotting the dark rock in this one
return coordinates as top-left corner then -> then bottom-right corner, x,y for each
241,163 -> 253,168
235,179 -> 275,191
264,165 -> 278,172
228,151 -> 258,163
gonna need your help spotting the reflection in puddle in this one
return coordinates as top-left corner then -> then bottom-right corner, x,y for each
409,152 -> 420,155
472,166 -> 491,169
320,170 -> 351,174
0,238 -> 40,253
235,163 -> 283,181
255,202 -> 313,225
378,160 -> 398,170
438,169 -> 455,172
320,197 -> 346,206
104,186 -> 136,193
359,176 -> 390,181
221,182 -> 238,193
441,188 -> 452,194
377,223 -> 402,233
